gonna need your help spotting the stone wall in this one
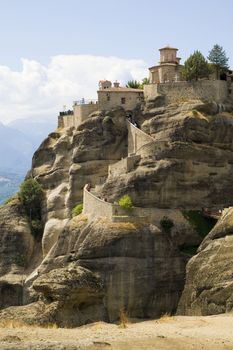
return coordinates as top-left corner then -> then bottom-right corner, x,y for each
150,65 -> 183,84
108,155 -> 141,177
127,120 -> 154,154
73,103 -> 98,124
144,80 -> 229,104
83,185 -> 115,220
136,140 -> 170,157
58,103 -> 98,128
98,90 -> 143,111
83,184 -> 187,224
58,114 -> 75,128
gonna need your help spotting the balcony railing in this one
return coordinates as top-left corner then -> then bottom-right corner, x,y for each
59,110 -> 74,116
73,99 -> 98,106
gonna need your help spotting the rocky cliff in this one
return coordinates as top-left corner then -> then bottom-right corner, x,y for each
1,95 -> 233,326
177,207 -> 233,315
102,104 -> 233,209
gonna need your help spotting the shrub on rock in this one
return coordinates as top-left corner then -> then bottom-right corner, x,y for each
118,195 -> 133,210
19,178 -> 44,238
72,203 -> 83,217
160,216 -> 174,234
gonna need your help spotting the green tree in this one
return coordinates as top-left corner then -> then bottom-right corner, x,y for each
19,178 -> 44,238
141,77 -> 150,86
19,179 -> 43,220
182,51 -> 211,81
126,80 -> 141,89
126,78 -> 149,89
208,44 -> 229,79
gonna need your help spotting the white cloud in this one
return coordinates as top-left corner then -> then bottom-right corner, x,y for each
0,55 -> 148,124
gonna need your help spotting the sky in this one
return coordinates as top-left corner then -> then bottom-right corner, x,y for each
0,0 -> 232,123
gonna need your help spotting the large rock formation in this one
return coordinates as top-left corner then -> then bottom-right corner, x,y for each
0,198 -> 36,309
31,109 -> 127,222
1,95 -> 233,325
0,215 -> 190,326
102,107 -> 233,209
177,207 -> 233,315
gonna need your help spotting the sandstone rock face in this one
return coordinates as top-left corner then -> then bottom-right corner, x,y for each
42,218 -> 69,257
0,199 -> 35,309
0,215 -> 189,326
31,109 -> 128,222
1,97 -> 233,324
177,207 -> 233,315
0,199 -> 34,276
102,109 -> 233,209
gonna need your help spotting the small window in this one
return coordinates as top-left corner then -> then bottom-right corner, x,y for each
106,93 -> 110,101
121,97 -> 126,104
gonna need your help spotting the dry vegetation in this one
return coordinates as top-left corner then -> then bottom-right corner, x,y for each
0,315 -> 233,349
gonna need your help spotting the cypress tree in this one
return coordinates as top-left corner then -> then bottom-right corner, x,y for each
208,44 -> 229,79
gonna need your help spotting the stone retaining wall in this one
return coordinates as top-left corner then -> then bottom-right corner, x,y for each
144,80 -> 229,104
58,104 -> 99,128
127,120 -> 154,154
83,185 -> 115,220
136,140 -> 170,157
83,184 -> 186,224
108,154 -> 141,177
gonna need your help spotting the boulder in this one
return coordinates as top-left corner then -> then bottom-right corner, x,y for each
177,207 -> 233,315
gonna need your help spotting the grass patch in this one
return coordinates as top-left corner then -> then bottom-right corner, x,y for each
0,319 -> 58,329
72,203 -> 83,217
182,210 -> 217,238
4,194 -> 19,205
119,308 -> 129,328
104,221 -> 139,231
158,313 -> 174,323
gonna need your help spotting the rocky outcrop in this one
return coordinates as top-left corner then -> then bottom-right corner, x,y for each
101,108 -> 233,209
0,199 -> 33,275
30,109 -> 128,222
0,198 -> 36,309
1,96 -> 233,324
0,215 -> 191,326
177,207 -> 233,315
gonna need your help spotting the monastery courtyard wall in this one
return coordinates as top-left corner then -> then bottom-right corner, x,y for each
83,184 -> 190,225
144,80 -> 229,104
127,120 -> 154,154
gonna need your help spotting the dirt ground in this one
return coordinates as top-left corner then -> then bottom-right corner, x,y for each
0,314 -> 233,350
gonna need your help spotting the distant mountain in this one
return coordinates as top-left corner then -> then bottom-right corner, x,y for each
0,117 -> 56,171
0,122 -> 33,171
0,171 -> 24,204
8,118 -> 56,149
0,117 -> 56,203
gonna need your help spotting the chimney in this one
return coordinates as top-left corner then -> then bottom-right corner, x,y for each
113,81 -> 120,88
